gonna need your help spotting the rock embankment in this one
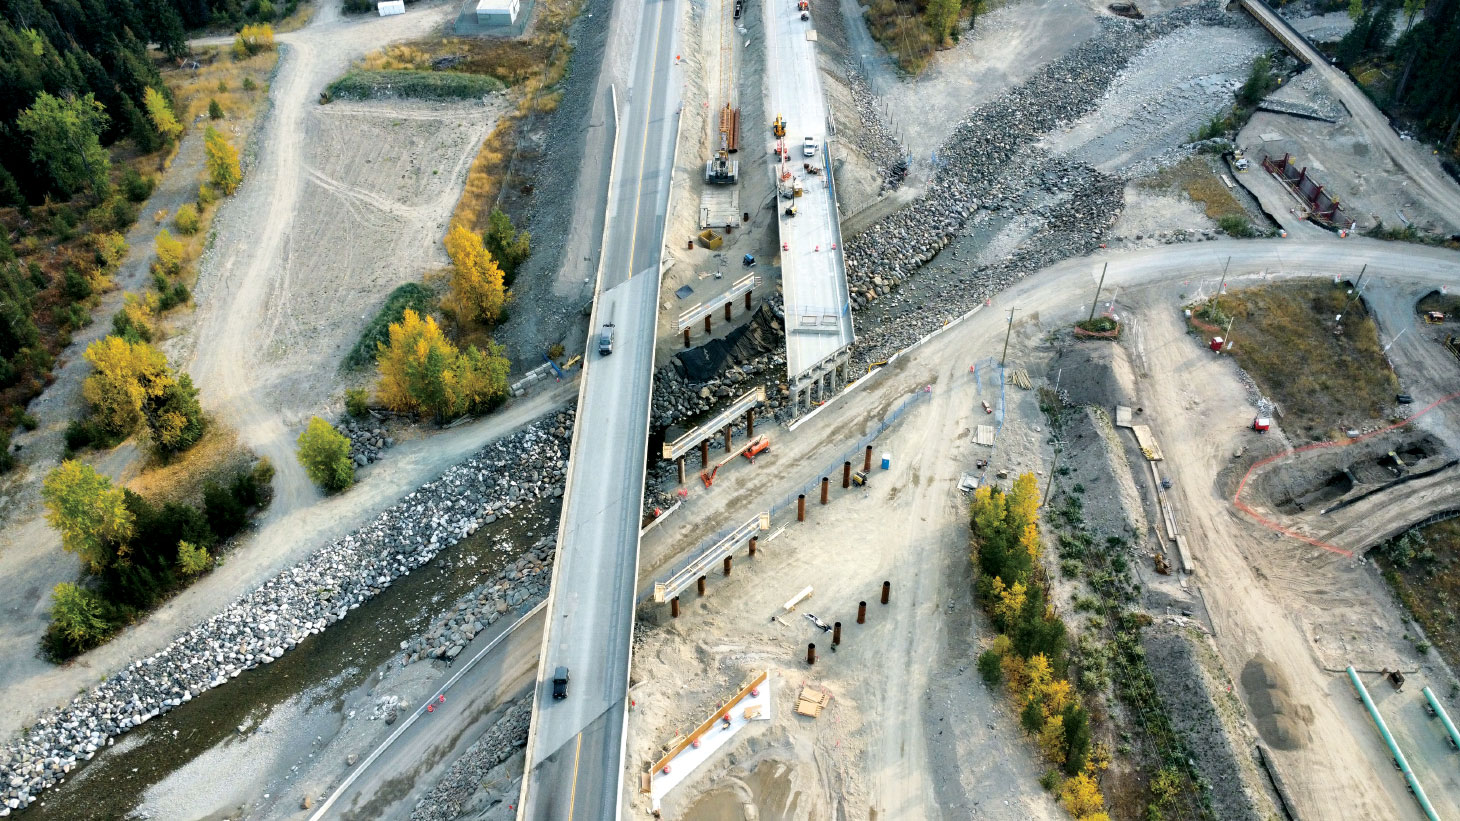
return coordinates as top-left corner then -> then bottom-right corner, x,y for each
402,537 -> 556,664
0,412 -> 573,816
842,2 -> 1237,309
410,699 -> 532,821
342,416 -> 395,467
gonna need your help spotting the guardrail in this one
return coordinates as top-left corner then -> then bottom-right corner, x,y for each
676,274 -> 758,331
652,512 -> 769,602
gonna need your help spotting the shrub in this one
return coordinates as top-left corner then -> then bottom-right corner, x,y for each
61,263 -> 88,297
297,416 -> 354,491
176,540 -> 210,576
204,127 -> 242,196
154,229 -> 184,276
484,208 -> 531,285
978,649 -> 1003,686
120,167 -> 154,203
46,582 -> 117,655
342,282 -> 434,371
325,70 -> 505,101
233,23 -> 275,59
345,387 -> 370,418
198,183 -> 219,206
143,373 -> 206,457
173,203 -> 201,235
1218,214 -> 1256,238
208,99 -> 225,120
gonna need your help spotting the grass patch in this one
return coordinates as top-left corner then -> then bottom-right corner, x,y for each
1373,518 -> 1460,672
1078,316 -> 1117,333
326,70 -> 505,101
1140,156 -> 1249,223
342,282 -> 437,372
164,47 -> 278,126
1193,281 -> 1397,437
864,0 -> 939,74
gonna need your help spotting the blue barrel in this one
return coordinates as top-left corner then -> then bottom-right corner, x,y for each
880,453 -> 891,470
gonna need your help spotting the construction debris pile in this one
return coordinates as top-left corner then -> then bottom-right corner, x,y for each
0,414 -> 573,815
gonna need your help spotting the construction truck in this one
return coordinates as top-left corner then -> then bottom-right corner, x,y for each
1425,311 -> 1445,324
772,115 -> 786,138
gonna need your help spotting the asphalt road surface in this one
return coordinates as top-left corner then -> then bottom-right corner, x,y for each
518,0 -> 684,816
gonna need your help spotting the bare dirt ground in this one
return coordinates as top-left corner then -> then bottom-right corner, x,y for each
627,318 -> 1063,820
179,0 -> 501,517
624,237 -> 1460,820
1118,275 -> 1460,820
854,0 -> 1101,169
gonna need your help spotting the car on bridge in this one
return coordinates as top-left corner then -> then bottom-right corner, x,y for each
552,666 -> 570,700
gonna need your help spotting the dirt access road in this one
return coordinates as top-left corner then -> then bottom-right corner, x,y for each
179,0 -> 496,517
630,236 -> 1460,819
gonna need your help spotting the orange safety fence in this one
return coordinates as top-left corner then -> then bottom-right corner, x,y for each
1232,390 -> 1460,557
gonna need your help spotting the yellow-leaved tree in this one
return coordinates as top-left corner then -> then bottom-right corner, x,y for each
443,222 -> 507,325
204,126 -> 242,195
42,460 -> 135,573
82,335 -> 172,436
1007,472 -> 1040,528
376,309 -> 510,421
1059,771 -> 1105,818
142,87 -> 182,145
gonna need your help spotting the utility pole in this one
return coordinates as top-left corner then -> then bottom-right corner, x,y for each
1088,263 -> 1108,322
1217,256 -> 1230,298
1001,307 -> 1019,366
1042,439 -> 1066,506
1223,316 -> 1235,351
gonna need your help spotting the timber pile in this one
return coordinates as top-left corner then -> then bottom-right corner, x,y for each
796,687 -> 831,717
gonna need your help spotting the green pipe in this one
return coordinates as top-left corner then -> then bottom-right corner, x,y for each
1347,666 -> 1441,821
1422,686 -> 1460,752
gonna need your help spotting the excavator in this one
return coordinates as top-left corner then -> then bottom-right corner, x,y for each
701,435 -> 770,487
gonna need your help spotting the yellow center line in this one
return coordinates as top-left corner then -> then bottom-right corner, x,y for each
626,0 -> 668,279
566,732 -> 585,819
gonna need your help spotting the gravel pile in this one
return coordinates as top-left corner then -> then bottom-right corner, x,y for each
849,153 -> 1125,367
401,536 -> 556,664
410,698 -> 531,821
342,417 -> 395,466
0,412 -> 574,815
